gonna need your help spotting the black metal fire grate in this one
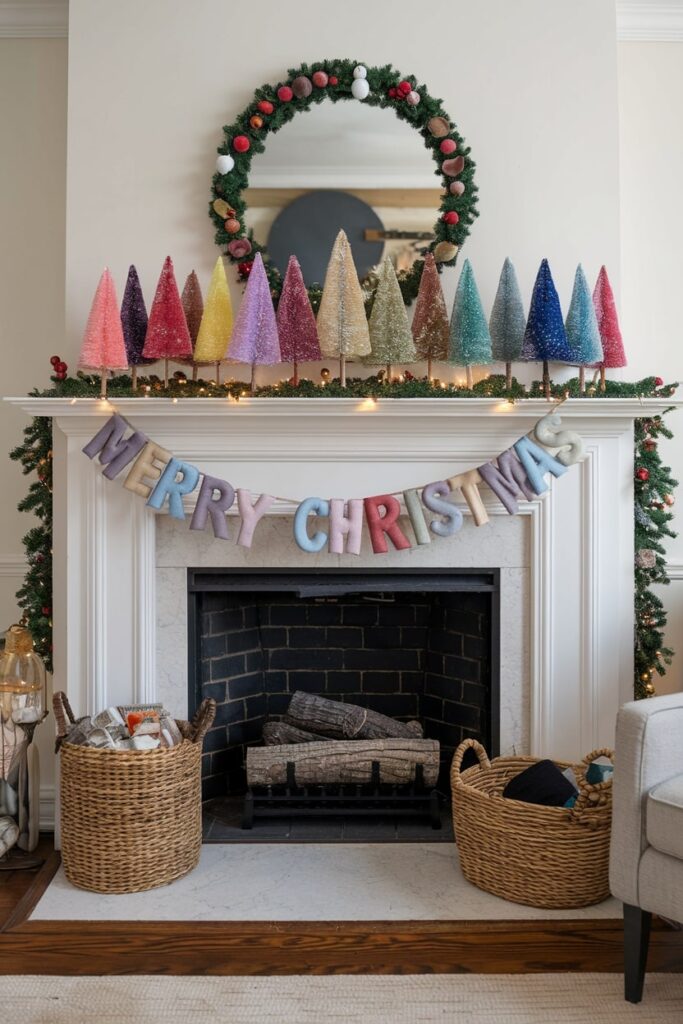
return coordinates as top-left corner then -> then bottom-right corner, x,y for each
242,761 -> 442,830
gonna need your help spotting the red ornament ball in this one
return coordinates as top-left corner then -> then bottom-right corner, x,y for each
238,261 -> 253,277
398,81 -> 412,96
439,139 -> 457,155
277,85 -> 293,102
224,218 -> 241,234
312,70 -> 329,88
232,135 -> 250,153
387,87 -> 397,98
257,100 -> 274,115
50,355 -> 61,367
655,376 -> 664,387
41,606 -> 50,616
328,75 -> 338,86
442,211 -> 460,225
636,467 -> 650,482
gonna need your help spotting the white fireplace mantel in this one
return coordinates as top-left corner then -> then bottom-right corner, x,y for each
7,395 -> 679,764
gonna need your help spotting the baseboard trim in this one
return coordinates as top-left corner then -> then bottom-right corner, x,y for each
39,786 -> 55,832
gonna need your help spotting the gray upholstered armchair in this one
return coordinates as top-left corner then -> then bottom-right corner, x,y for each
610,692 -> 683,1002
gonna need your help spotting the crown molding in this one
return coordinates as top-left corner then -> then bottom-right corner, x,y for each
0,1 -> 67,38
617,2 -> 683,41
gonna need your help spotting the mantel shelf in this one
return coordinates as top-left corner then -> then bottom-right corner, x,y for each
5,396 -> 681,420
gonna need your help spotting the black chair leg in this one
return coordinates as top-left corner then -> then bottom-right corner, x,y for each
623,903 -> 652,1003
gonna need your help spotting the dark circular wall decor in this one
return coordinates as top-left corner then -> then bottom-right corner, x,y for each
209,59 -> 479,306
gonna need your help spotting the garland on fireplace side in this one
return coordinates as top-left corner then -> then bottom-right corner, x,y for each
8,376 -> 678,695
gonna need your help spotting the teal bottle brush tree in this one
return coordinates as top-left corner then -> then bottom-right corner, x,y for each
489,258 -> 526,391
565,264 -> 603,392
449,259 -> 492,389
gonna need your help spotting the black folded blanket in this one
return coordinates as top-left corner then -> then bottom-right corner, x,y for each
502,759 -> 577,807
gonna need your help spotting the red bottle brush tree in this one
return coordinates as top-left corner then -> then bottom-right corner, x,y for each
593,265 -> 627,392
142,256 -> 193,387
276,256 -> 321,385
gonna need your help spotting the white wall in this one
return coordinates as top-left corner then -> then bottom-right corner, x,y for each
63,0 -> 621,351
619,40 -> 683,693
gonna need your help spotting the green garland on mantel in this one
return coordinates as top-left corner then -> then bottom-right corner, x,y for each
9,373 -> 678,699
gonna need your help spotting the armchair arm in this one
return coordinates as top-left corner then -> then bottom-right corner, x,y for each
610,692 -> 683,906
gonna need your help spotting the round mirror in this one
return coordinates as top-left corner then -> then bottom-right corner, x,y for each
209,60 -> 478,304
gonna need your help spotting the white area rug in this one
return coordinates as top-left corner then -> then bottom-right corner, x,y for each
31,843 -> 619,921
3,975 -> 682,1023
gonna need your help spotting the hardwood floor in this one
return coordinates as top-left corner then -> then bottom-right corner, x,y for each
1,835 -> 682,976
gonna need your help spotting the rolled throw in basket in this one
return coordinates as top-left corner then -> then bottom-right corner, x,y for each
450,738 -> 614,909
53,692 -> 216,894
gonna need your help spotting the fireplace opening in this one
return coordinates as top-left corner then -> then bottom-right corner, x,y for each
188,569 -> 499,841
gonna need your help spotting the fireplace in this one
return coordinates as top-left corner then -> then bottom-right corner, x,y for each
188,570 -> 500,801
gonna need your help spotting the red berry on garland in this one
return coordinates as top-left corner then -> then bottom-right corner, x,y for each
387,87 -> 397,98
50,355 -> 61,367
442,211 -> 460,225
655,376 -> 664,387
398,81 -> 412,96
238,261 -> 253,277
636,468 -> 650,482
439,139 -> 457,155
312,70 -> 328,88
233,135 -> 250,153
328,75 -> 338,86
257,100 -> 274,115
57,361 -> 67,374
41,607 -> 50,616
277,85 -> 293,102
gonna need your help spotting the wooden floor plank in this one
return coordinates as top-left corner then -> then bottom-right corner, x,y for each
0,836 -> 56,932
1,918 -> 682,975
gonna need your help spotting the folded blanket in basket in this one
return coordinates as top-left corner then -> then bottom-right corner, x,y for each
502,759 -> 578,807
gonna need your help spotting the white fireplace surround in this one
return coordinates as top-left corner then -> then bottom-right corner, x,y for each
8,395 -> 677,768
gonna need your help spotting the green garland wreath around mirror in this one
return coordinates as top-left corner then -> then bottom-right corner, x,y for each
209,59 -> 479,310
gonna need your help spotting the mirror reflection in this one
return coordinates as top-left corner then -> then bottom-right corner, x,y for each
244,102 -> 441,286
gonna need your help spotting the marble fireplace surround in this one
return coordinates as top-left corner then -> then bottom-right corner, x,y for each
8,395 -> 672,770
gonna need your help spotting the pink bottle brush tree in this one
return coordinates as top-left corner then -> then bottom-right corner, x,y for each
276,255 -> 321,385
593,266 -> 627,392
228,252 -> 281,394
142,256 -> 193,387
79,268 -> 129,398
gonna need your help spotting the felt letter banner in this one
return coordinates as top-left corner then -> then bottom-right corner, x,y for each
364,495 -> 412,554
190,475 -> 235,540
294,497 -> 329,553
82,412 -> 584,558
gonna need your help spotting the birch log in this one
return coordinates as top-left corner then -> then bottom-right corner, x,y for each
262,720 -> 331,745
246,738 -> 440,787
284,691 -> 424,740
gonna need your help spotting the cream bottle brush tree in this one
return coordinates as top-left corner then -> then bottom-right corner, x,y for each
79,268 -> 129,398
449,258 -> 492,389
364,258 -> 416,380
193,257 -> 233,385
411,253 -> 450,381
317,229 -> 371,387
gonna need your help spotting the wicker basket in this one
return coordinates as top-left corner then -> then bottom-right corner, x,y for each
450,738 -> 614,909
53,692 -> 216,894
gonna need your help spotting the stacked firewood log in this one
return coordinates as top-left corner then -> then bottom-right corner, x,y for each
246,691 -> 439,787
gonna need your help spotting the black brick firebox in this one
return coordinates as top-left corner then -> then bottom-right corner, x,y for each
188,570 -> 500,801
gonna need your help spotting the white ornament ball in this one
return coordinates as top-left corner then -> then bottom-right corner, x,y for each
216,154 -> 235,175
353,65 -> 367,80
351,78 -> 370,101
406,90 -> 421,106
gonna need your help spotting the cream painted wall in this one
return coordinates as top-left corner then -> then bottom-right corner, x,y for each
64,0 -> 621,359
0,38 -> 67,814
618,41 -> 683,694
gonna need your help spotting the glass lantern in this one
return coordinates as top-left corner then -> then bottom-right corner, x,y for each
0,624 -> 46,728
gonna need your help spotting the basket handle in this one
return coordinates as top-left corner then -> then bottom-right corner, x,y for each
451,738 -> 491,787
188,698 -> 216,745
568,747 -> 615,828
52,691 -> 77,740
